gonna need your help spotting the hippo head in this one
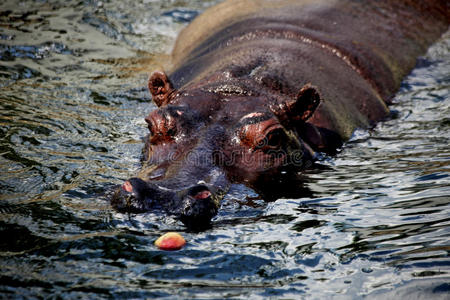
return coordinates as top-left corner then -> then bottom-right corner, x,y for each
112,71 -> 321,229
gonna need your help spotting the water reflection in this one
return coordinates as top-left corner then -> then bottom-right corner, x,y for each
0,0 -> 449,298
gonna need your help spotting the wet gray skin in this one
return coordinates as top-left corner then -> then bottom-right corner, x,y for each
111,0 -> 448,229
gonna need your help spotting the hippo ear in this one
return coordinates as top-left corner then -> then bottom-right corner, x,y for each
293,84 -> 321,122
148,71 -> 175,107
272,84 -> 321,126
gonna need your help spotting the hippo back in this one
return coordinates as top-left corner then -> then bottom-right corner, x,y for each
169,0 -> 449,139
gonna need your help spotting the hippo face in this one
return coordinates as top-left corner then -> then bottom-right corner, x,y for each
112,71 -> 321,229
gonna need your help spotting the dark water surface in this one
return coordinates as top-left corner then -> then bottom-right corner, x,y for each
1,0 -> 449,299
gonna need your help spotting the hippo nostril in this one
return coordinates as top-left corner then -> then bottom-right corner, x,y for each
179,185 -> 218,230
194,190 -> 211,200
122,180 -> 133,193
188,185 -> 211,200
113,178 -> 171,214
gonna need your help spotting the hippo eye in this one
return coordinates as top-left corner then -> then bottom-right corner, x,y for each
255,128 -> 285,151
148,119 -> 177,144
267,129 -> 283,147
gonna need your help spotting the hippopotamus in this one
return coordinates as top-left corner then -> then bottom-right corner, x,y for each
112,0 -> 449,228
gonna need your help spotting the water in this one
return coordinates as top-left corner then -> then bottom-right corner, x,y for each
0,0 -> 449,298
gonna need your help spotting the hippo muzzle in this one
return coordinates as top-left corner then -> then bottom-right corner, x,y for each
111,177 -> 222,229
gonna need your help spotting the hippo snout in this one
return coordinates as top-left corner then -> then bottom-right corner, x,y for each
111,178 -> 220,229
111,177 -> 163,213
176,185 -> 220,229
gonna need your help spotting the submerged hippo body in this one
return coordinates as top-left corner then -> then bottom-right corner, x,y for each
112,0 -> 449,228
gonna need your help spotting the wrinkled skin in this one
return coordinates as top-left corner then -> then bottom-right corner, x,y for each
111,0 -> 449,229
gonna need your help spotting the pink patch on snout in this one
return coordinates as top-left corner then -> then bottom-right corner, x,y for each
194,190 -> 211,200
122,181 -> 133,193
